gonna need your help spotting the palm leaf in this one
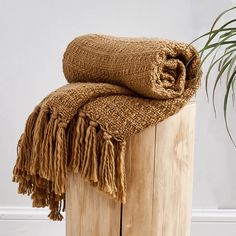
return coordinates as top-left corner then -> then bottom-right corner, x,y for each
224,69 -> 236,146
191,5 -> 236,146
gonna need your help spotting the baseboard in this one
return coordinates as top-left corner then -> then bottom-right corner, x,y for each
0,208 -> 65,236
0,207 -> 65,221
1,207 -> 236,236
191,209 -> 236,236
192,209 -> 236,223
1,207 -> 236,222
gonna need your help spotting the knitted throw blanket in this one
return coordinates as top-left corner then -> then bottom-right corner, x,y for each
12,34 -> 201,221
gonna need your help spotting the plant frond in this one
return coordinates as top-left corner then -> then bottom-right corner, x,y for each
191,5 -> 236,146
224,69 -> 236,147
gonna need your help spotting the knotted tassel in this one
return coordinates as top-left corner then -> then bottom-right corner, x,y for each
24,106 -> 41,148
14,167 -> 33,196
13,106 -> 40,178
31,187 -> 48,208
30,109 -> 49,176
50,117 -> 59,185
98,132 -> 117,198
81,120 -> 98,182
18,180 -> 28,194
48,193 -> 64,221
68,112 -> 86,173
48,211 -> 63,221
116,141 -> 127,203
54,121 -> 67,196
40,113 -> 56,180
66,117 -> 76,168
13,134 -> 24,178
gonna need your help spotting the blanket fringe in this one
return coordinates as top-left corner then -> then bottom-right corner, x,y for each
68,112 -> 86,172
48,193 -> 64,221
13,106 -> 40,180
40,114 -> 55,180
81,120 -> 98,182
98,132 -> 117,197
30,109 -> 49,175
116,140 -> 127,203
12,107 -> 127,221
54,122 -> 68,195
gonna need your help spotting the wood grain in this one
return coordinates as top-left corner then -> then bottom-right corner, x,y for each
151,102 -> 195,236
66,102 -> 195,236
122,102 -> 195,236
66,173 -> 121,236
122,125 -> 156,236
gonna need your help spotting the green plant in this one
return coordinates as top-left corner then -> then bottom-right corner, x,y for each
192,6 -> 236,146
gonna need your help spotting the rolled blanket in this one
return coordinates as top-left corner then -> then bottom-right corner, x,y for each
13,34 -> 201,221
63,34 -> 199,99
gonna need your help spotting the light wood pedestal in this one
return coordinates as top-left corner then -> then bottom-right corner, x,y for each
66,102 -> 195,236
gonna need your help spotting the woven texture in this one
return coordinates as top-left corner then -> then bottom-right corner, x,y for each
13,34 -> 201,220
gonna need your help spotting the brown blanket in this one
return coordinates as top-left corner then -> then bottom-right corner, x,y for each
13,34 -> 201,220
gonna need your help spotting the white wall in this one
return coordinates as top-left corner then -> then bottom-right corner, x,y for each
0,0 -> 236,235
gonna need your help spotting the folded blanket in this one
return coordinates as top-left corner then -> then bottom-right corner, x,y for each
13,34 -> 201,221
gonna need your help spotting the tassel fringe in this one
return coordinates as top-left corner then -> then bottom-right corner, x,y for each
82,120 -> 98,182
116,141 -> 127,203
12,107 -> 127,221
68,112 -> 86,172
98,132 -> 117,197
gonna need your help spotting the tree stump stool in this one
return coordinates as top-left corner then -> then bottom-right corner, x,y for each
66,101 -> 195,236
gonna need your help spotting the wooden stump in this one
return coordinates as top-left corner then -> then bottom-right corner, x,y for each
66,101 -> 195,236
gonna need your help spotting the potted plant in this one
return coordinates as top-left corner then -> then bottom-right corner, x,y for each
192,6 -> 236,146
